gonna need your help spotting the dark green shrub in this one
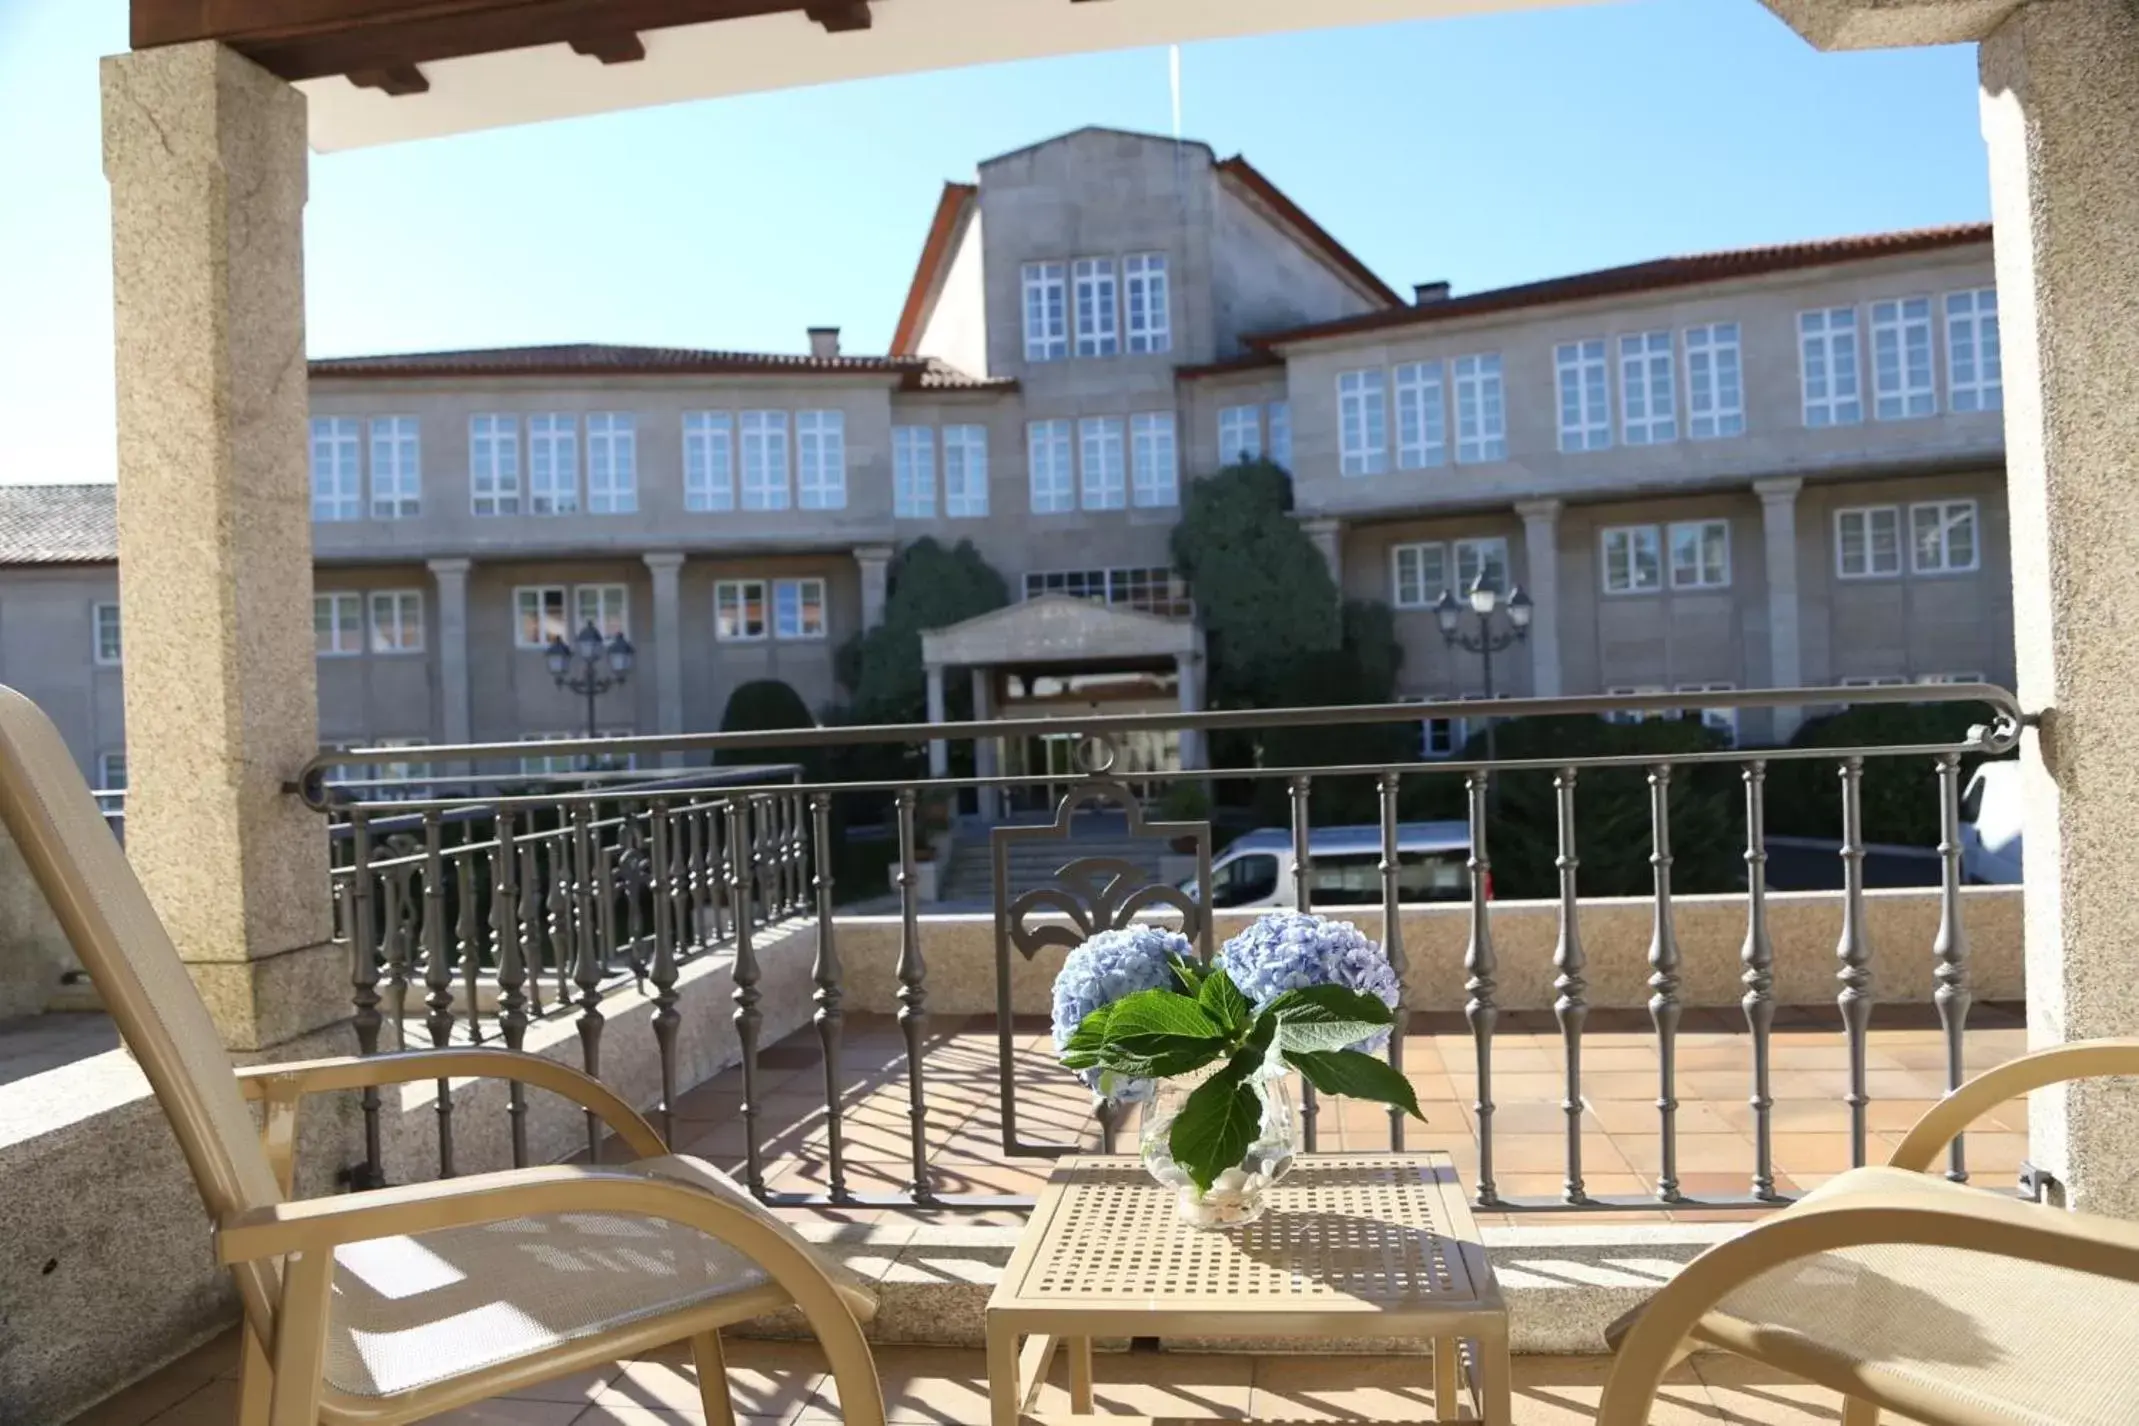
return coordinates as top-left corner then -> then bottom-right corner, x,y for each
1765,701 -> 2000,847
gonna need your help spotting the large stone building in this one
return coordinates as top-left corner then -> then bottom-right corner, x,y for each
1,126 -> 2010,793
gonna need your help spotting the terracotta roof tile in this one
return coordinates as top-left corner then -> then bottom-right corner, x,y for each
1214,157 -> 1404,309
0,484 -> 117,565
891,182 -> 979,357
308,342 -> 1010,389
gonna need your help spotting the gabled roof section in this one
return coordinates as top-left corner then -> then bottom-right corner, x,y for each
1249,222 -> 1995,349
1214,156 -> 1404,310
309,342 -> 1010,390
0,484 -> 117,566
890,182 -> 979,357
978,124 -> 1215,170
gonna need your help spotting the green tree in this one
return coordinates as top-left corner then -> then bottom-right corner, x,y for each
836,537 -> 1011,722
1170,460 -> 1342,705
716,678 -> 819,775
1764,700 -> 2003,847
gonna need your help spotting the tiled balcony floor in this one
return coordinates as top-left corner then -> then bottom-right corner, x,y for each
659,1003 -> 2030,1228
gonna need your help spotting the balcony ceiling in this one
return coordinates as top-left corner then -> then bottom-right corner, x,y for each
131,0 -> 1600,152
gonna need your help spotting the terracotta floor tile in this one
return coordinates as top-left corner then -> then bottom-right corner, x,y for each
800,1344 -> 1000,1424
68,1352 -> 222,1426
1248,1350 -> 1447,1420
425,1401 -> 586,1426
499,1363 -> 627,1405
601,1340 -> 827,1422
1688,1354 -> 1848,1424
1501,1355 -> 1724,1426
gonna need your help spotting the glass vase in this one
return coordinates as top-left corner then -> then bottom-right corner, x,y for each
1138,1068 -> 1300,1229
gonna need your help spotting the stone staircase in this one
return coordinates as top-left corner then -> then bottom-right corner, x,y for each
937,815 -> 1176,904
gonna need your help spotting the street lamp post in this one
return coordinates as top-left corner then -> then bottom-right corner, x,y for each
546,620 -> 635,769
1433,576 -> 1533,770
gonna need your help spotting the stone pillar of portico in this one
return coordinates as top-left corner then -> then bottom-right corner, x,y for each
925,662 -> 949,778
427,558 -> 473,776
643,552 -> 687,765
857,543 -> 894,630
971,668 -> 1000,822
1175,651 -> 1206,772
1300,517 -> 1345,590
102,42 -> 338,1056
1514,500 -> 1563,698
1754,478 -> 1805,743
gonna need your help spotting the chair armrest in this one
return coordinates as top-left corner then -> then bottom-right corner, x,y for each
235,1048 -> 667,1158
1885,1036 -> 2139,1173
1596,1166 -> 2139,1426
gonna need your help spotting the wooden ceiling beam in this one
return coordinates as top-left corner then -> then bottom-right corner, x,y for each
568,31 -> 649,63
346,63 -> 429,94
803,1 -> 872,31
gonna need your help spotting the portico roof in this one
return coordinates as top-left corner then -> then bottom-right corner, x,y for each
920,595 -> 1200,669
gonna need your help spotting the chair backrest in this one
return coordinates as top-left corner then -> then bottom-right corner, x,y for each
0,689 -> 284,1297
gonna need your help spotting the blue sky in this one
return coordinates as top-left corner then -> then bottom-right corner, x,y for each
0,0 -> 1989,484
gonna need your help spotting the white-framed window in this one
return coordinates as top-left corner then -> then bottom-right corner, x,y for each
1390,542 -> 1449,610
1910,499 -> 1979,574
1072,257 -> 1119,358
525,413 -> 579,515
370,737 -> 433,801
1218,405 -> 1262,463
1946,289 -> 2002,412
740,411 -> 791,511
97,751 -> 127,791
1800,307 -> 1863,427
1668,519 -> 1731,590
368,416 -> 421,518
684,412 -> 735,512
309,417 -> 362,522
1554,340 -> 1610,453
892,425 -> 936,519
1395,361 -> 1449,469
714,580 -> 768,642
92,601 -> 121,665
314,592 -> 363,657
1601,526 -> 1663,594
573,584 -> 629,639
1124,253 -> 1170,355
772,577 -> 827,640
1268,401 -> 1292,469
1871,297 -> 1937,420
586,412 -> 637,513
470,414 -> 521,516
943,424 -> 989,518
1027,420 -> 1074,514
1338,369 -> 1388,476
368,589 -> 424,653
1604,686 -> 1669,725
1023,568 -> 1191,619
1684,323 -> 1745,439
796,409 -> 847,510
1916,671 -> 1986,686
513,586 -> 568,648
1620,331 -> 1678,445
1838,674 -> 1909,688
1021,262 -> 1068,362
1130,412 -> 1178,508
517,732 -> 608,779
1455,535 -> 1509,594
1835,505 -> 1903,579
1676,682 -> 1738,743
1454,354 -> 1507,463
1421,715 -> 1469,760
1078,416 -> 1126,510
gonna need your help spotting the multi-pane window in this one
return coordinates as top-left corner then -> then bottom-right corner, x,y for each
684,412 -> 735,512
1800,307 -> 1863,427
1946,289 -> 2002,412
1910,500 -> 1979,573
1338,369 -> 1388,476
1604,687 -> 1669,725
1390,542 -> 1449,609
513,586 -> 568,648
98,750 -> 127,792
92,602 -> 121,665
585,412 -> 637,513
1620,331 -> 1678,445
772,578 -> 827,640
1072,258 -> 1119,358
309,417 -> 362,521
1684,324 -> 1745,439
1836,506 -> 1902,579
796,409 -> 846,510
574,584 -> 629,639
1078,416 -> 1126,510
893,425 -> 936,519
1454,355 -> 1507,463
1395,361 -> 1449,469
1130,412 -> 1178,508
1602,526 -> 1663,594
714,581 -> 767,641
1554,340 -> 1611,453
1028,420 -> 1074,514
1218,405 -> 1262,463
1668,519 -> 1731,589
368,590 -> 424,653
1455,536 -> 1509,593
1021,262 -> 1068,362
740,411 -> 791,511
1124,253 -> 1170,354
943,425 -> 989,518
369,417 -> 421,518
526,414 -> 579,515
1421,716 -> 1469,760
314,592 -> 363,656
1268,402 -> 1292,469
1025,569 -> 1107,601
470,414 -> 521,516
1023,568 -> 1191,619
1871,297 -> 1937,420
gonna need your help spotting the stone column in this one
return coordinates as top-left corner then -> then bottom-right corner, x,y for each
925,662 -> 948,778
856,543 -> 894,629
103,43 -> 336,1055
1754,478 -> 1805,743
1300,517 -> 1345,590
970,667 -> 999,822
1175,651 -> 1205,771
643,552 -> 687,764
426,558 -> 472,762
1514,500 -> 1563,698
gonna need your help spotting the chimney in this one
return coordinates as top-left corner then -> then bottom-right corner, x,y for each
1413,281 -> 1452,305
808,326 -> 842,360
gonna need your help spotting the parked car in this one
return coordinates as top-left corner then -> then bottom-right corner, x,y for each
1186,821 -> 1479,909
1960,760 -> 2024,885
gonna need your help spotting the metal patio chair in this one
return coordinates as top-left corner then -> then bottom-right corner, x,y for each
1600,1038 -> 2139,1426
0,687 -> 885,1426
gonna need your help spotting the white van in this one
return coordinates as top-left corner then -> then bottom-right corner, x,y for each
1191,822 -> 1477,909
1960,760 -> 2023,885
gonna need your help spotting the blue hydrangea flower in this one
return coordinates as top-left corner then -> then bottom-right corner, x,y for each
1051,925 -> 1191,1102
1218,911 -> 1402,1053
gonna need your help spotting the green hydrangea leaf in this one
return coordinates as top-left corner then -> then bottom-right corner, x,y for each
1285,1048 -> 1424,1120
1168,1062 -> 1260,1192
1196,966 -> 1254,1035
